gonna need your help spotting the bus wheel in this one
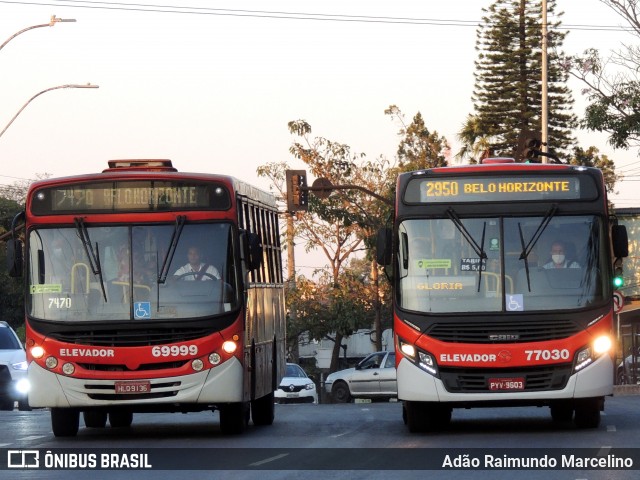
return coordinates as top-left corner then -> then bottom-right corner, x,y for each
51,408 -> 79,437
109,410 -> 133,428
251,392 -> 275,426
331,382 -> 351,403
0,399 -> 14,411
550,401 -> 573,423
574,398 -> 601,428
84,410 -> 108,428
219,402 -> 249,434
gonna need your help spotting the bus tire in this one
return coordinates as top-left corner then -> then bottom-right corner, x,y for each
251,392 -> 275,426
109,410 -> 133,428
51,408 -> 79,437
331,381 -> 351,403
0,399 -> 14,411
219,402 -> 249,434
574,398 -> 601,429
84,410 -> 108,428
550,401 -> 573,423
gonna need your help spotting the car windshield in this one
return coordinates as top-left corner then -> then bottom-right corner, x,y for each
397,215 -> 608,313
27,223 -> 240,322
0,328 -> 21,349
285,364 -> 307,378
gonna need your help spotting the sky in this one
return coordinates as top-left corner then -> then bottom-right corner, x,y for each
0,0 -> 638,273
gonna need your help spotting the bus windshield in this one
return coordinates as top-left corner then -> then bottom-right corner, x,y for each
397,215 -> 608,313
27,223 -> 240,322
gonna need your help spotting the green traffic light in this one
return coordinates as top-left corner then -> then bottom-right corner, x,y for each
613,276 -> 624,288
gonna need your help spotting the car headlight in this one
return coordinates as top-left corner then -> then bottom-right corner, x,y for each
11,361 -> 28,371
305,383 -> 315,390
15,378 -> 30,394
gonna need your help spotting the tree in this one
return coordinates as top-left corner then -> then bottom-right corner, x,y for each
0,196 -> 24,331
462,0 -> 577,160
385,105 -> 450,170
568,1 -> 640,152
568,146 -> 619,195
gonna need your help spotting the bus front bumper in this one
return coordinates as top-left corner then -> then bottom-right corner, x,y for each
27,356 -> 244,408
397,354 -> 614,404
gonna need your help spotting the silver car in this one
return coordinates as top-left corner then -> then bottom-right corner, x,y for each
325,351 -> 397,403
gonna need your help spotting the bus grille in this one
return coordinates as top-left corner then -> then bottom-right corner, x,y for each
427,320 -> 580,344
440,364 -> 573,393
46,328 -> 213,347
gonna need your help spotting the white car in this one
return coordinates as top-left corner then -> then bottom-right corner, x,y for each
325,351 -> 397,403
274,363 -> 318,404
0,321 -> 30,411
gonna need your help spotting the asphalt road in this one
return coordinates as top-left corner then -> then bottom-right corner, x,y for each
2,395 -> 640,480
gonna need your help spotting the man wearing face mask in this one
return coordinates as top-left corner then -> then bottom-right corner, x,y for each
543,241 -> 580,269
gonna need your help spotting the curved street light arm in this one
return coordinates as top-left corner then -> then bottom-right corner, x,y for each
0,16 -> 76,52
0,84 -> 99,140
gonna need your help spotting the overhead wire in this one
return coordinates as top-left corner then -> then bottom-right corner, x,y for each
0,0 -> 636,31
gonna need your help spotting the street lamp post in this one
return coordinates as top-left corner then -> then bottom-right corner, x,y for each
0,84 -> 99,139
0,15 -> 76,53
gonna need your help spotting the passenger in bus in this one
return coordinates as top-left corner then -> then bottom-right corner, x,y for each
173,246 -> 221,281
543,241 -> 580,269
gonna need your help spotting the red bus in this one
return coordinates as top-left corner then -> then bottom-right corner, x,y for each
7,160 -> 285,436
376,159 -> 628,432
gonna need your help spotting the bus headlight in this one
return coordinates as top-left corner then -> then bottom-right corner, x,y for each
222,341 -> 237,354
593,335 -> 612,355
45,356 -> 58,369
574,335 -> 612,373
31,346 -> 45,359
398,338 -> 438,377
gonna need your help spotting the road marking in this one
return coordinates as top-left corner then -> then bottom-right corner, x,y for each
597,446 -> 612,456
249,453 -> 289,466
607,425 -> 616,432
0,443 -> 11,447
17,436 -> 47,442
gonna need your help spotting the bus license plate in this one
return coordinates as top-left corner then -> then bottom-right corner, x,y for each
488,377 -> 524,391
115,381 -> 151,394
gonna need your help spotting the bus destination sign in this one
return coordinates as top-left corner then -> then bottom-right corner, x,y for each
404,175 -> 597,204
31,181 -> 231,214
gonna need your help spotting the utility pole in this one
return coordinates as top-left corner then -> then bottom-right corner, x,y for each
541,0 -> 549,163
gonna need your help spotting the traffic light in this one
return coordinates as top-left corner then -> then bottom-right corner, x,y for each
286,169 -> 308,212
613,260 -> 625,288
523,138 -> 542,162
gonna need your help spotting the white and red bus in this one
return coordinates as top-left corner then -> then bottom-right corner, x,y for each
7,160 -> 285,436
376,159 -> 628,432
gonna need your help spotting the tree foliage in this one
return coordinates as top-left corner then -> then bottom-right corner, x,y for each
568,1 -> 640,152
461,0 -> 577,161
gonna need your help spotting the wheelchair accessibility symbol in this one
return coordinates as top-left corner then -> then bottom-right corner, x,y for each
506,294 -> 524,311
134,302 -> 151,319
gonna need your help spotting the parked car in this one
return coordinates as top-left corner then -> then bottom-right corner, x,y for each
0,321 -> 30,411
275,363 -> 318,404
325,351 -> 397,403
617,346 -> 640,385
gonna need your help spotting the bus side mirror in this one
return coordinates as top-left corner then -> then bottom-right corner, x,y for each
612,225 -> 629,258
242,232 -> 262,271
376,228 -> 392,266
7,238 -> 23,278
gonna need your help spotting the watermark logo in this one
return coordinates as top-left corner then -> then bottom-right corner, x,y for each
8,450 -> 39,469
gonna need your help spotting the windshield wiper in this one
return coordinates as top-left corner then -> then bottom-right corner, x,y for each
74,218 -> 107,302
517,204 -> 558,292
446,208 -> 487,292
158,215 -> 186,284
